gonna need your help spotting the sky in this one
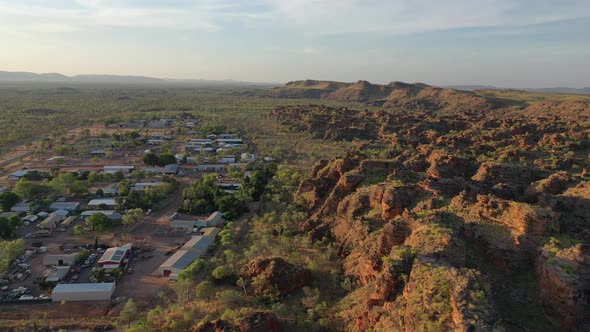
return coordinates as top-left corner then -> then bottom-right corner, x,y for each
0,0 -> 589,88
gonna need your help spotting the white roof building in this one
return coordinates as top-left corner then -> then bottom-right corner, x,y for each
50,201 -> 81,211
51,283 -> 116,302
87,198 -> 117,207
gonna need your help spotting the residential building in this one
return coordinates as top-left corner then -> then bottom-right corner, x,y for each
103,166 -> 135,173
50,201 -> 80,211
87,198 -> 117,209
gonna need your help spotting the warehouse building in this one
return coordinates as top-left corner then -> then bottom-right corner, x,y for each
51,283 -> 116,302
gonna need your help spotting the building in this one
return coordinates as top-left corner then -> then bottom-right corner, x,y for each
60,216 -> 77,228
218,133 -> 238,139
133,182 -> 163,192
199,227 -> 221,238
96,183 -> 118,195
45,266 -> 70,283
204,211 -> 224,227
103,166 -> 135,174
240,153 -> 256,162
8,170 -> 30,181
87,198 -> 117,209
216,138 -> 243,145
157,249 -> 201,277
170,217 -> 197,229
163,164 -> 179,175
90,150 -> 106,156
22,215 -> 39,223
11,201 -> 30,213
182,236 -> 215,255
81,210 -> 122,221
97,243 -> 132,269
51,283 -> 116,302
197,164 -> 225,172
43,253 -> 79,267
38,213 -> 66,230
47,156 -> 66,163
50,201 -> 80,211
219,155 -> 236,164
157,228 -> 220,278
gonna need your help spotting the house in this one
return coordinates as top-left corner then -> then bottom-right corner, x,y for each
87,198 -> 117,209
197,164 -> 225,172
43,253 -> 79,266
8,170 -> 30,181
96,183 -> 118,195
0,212 -> 17,218
216,138 -> 243,145
170,216 -> 198,229
47,156 -> 66,163
204,211 -> 224,226
38,213 -> 66,230
23,215 -> 39,223
219,155 -> 236,164
218,133 -> 238,139
52,209 -> 70,217
51,283 -> 116,302
81,210 -> 122,221
50,201 -> 80,211
240,153 -> 256,162
103,166 -> 135,174
11,201 -> 30,212
163,164 -> 179,175
60,216 -> 77,228
133,182 -> 163,192
147,139 -> 163,145
157,249 -> 201,277
90,149 -> 106,156
97,243 -> 132,269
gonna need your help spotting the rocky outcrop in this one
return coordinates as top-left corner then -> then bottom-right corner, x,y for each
402,260 -> 500,332
242,257 -> 311,296
536,244 -> 590,331
427,152 -> 477,179
192,319 -> 231,332
238,311 -> 282,332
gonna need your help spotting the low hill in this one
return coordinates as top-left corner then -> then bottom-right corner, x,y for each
268,79 -> 505,113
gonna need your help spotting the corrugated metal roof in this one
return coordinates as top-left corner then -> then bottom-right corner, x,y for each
52,282 -> 115,293
161,249 -> 201,270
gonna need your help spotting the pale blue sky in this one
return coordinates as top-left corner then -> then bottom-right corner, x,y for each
1,0 -> 589,87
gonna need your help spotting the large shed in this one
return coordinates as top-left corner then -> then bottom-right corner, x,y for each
51,282 -> 116,302
157,249 -> 201,277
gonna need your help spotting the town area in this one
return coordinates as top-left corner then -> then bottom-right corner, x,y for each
0,117 -> 273,304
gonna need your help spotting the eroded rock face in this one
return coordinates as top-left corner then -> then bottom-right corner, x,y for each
427,152 -> 477,180
242,257 -> 311,296
402,260 -> 499,332
239,311 -> 282,332
192,319 -> 230,332
536,245 -> 590,331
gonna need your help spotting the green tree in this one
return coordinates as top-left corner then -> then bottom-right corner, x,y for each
157,153 -> 177,166
195,281 -> 216,300
0,191 -> 20,212
0,239 -> 24,272
86,213 -> 114,232
0,217 -> 16,239
73,224 -> 83,235
211,265 -> 233,282
122,208 -> 144,225
143,153 -> 159,166
118,298 -> 139,328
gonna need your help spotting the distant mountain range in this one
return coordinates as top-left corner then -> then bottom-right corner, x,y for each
0,71 -> 588,94
0,70 -> 275,86
444,85 -> 590,95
